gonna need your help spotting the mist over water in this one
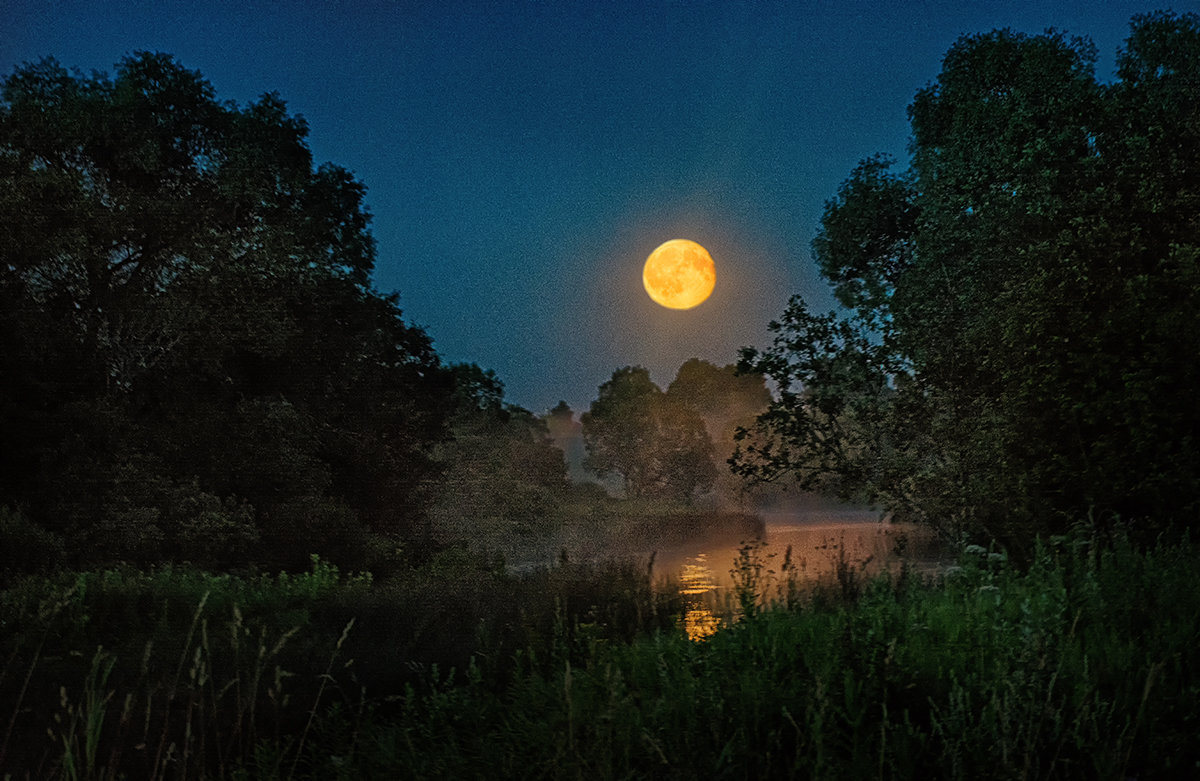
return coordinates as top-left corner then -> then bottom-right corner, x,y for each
655,505 -> 947,592
647,499 -> 951,640
528,357 -> 952,636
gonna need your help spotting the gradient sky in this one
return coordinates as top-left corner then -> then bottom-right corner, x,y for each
4,1 -> 1167,413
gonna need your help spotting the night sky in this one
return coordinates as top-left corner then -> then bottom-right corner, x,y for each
4,1 -> 1166,413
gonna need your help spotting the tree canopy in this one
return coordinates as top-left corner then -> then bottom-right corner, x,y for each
582,366 -> 717,501
0,53 -> 455,572
426,363 -> 568,561
735,12 -> 1200,550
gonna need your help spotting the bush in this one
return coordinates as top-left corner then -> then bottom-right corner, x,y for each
0,505 -> 66,582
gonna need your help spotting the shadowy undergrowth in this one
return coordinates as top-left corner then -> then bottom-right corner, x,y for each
2,531 -> 1198,779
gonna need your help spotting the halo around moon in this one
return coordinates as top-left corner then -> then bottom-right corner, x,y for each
642,239 -> 716,309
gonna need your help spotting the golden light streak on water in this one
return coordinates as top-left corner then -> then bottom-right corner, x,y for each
679,554 -> 721,641
684,608 -> 721,641
660,516 -> 951,642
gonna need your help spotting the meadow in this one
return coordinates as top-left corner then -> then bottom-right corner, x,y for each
3,527 -> 1196,779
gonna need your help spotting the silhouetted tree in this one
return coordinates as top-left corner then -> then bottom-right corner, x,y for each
736,12 -> 1200,550
0,53 -> 451,570
667,358 -> 771,453
545,400 -> 576,434
666,359 -> 772,503
426,365 -> 568,561
582,367 -> 716,500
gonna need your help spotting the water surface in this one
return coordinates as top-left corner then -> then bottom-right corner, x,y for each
654,507 -> 949,639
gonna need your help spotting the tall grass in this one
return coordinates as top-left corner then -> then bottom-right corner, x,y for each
0,557 -> 365,779
347,531 -> 1200,779
0,552 -> 679,778
2,531 -> 1198,779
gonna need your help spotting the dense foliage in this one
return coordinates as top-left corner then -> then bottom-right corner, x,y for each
426,364 -> 570,563
667,358 -> 774,503
0,53 -> 456,574
735,12 -> 1200,551
581,361 -> 772,503
582,366 -> 719,500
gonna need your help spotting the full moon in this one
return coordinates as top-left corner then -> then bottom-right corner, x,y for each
642,239 -> 716,309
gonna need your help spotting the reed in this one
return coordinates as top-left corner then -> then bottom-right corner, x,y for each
2,530 -> 1197,778
0,559 -> 365,779
343,531 -> 1200,779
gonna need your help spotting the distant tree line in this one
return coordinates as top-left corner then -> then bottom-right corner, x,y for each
580,359 -> 770,503
734,11 -> 1200,553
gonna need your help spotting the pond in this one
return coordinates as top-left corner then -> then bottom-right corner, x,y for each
651,506 -> 950,640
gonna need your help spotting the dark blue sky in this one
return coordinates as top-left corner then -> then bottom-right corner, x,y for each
4,1 -> 1166,412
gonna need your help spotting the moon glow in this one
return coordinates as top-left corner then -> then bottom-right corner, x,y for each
642,239 -> 716,309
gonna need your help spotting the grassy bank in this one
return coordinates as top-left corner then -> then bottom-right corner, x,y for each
2,533 -> 1198,779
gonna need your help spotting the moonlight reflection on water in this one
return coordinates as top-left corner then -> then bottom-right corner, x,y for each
678,553 -> 723,640
659,512 -> 949,641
